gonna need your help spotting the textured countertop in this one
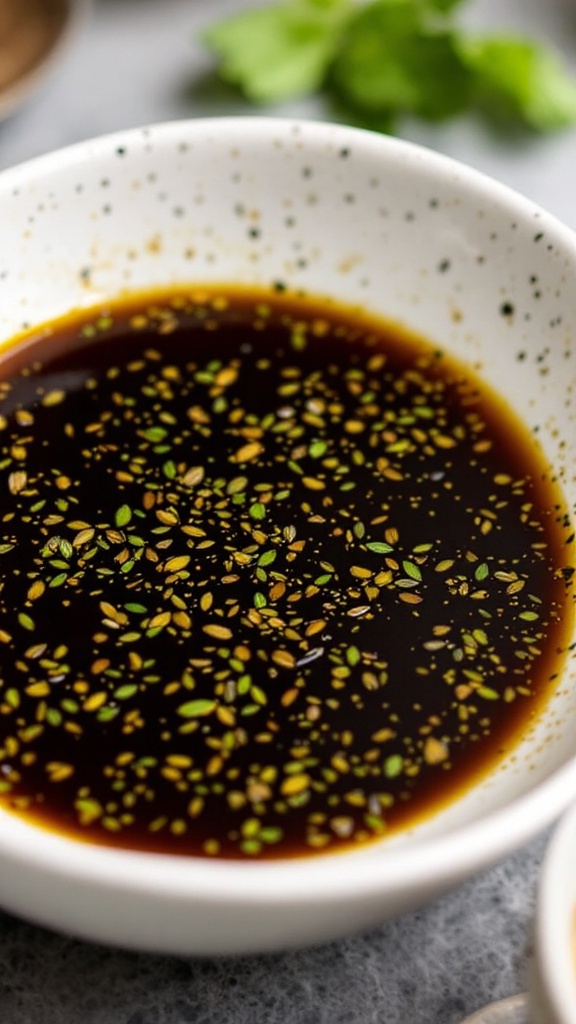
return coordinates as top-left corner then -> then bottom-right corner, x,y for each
0,1 -> 575,1022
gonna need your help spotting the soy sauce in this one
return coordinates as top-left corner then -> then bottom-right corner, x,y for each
0,286 -> 573,858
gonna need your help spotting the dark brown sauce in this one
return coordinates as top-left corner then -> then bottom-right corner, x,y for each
0,286 -> 573,859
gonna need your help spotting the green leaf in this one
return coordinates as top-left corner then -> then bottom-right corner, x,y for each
461,35 -> 576,131
203,0 -> 354,103
201,0 -> 576,135
420,0 -> 465,13
330,0 -> 474,121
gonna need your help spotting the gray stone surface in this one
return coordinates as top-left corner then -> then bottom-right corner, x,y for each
0,0 -> 575,1020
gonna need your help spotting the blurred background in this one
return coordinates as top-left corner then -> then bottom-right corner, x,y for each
1,0 -> 576,224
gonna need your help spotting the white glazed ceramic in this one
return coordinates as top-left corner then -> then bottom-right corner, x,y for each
0,0 -> 88,121
0,118 -> 575,955
531,803 -> 576,1023
460,994 -> 528,1024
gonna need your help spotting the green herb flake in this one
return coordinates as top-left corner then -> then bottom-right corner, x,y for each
49,573 -> 68,588
346,645 -> 361,667
177,699 -> 217,718
258,549 -> 277,567
309,440 -> 327,458
249,502 -> 266,521
143,426 -> 168,442
366,541 -> 394,554
477,686 -> 500,701
114,684 -> 138,700
384,754 -> 403,778
402,560 -> 422,582
115,504 -> 132,528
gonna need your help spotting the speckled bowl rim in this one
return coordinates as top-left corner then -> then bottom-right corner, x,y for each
0,118 -> 575,952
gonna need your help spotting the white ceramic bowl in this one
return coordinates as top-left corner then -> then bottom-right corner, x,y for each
531,803 -> 576,1023
0,118 -> 575,955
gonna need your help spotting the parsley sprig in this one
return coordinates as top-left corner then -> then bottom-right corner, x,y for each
202,0 -> 576,133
